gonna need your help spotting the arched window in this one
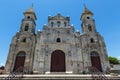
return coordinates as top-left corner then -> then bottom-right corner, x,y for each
51,22 -> 54,27
57,31 -> 60,34
57,21 -> 61,27
88,26 -> 92,32
64,22 -> 67,27
87,16 -> 90,19
56,38 -> 61,42
24,24 -> 29,31
22,38 -> 26,43
90,38 -> 94,43
27,16 -> 30,19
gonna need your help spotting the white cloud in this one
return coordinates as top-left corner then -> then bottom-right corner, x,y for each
117,56 -> 120,60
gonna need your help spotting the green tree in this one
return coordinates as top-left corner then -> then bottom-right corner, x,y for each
109,56 -> 119,64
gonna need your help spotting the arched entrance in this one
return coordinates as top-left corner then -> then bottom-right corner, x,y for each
50,50 -> 66,72
90,51 -> 102,72
13,51 -> 26,72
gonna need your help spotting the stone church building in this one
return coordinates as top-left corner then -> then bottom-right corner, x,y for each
5,6 -> 110,74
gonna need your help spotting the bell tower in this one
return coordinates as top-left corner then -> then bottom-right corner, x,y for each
20,7 -> 36,33
80,5 -> 110,72
81,5 -> 96,34
5,7 -> 36,74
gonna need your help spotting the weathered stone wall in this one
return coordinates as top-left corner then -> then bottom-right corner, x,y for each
5,8 -> 110,74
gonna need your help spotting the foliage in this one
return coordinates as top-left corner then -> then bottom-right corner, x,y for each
0,66 -> 5,70
109,56 -> 119,64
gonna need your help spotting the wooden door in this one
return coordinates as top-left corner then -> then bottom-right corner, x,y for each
13,52 -> 26,72
51,50 -> 66,72
91,52 -> 102,72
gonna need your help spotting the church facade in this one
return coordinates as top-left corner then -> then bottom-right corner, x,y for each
5,6 -> 110,74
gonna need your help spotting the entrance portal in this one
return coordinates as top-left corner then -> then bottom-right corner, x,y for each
91,51 -> 102,72
50,50 -> 66,72
13,51 -> 26,72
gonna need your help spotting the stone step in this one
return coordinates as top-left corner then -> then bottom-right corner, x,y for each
45,71 -> 73,74
1,74 -> 120,80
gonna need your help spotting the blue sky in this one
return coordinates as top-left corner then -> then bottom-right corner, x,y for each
0,0 -> 120,66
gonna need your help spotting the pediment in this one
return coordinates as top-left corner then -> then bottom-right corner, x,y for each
50,13 -> 67,20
